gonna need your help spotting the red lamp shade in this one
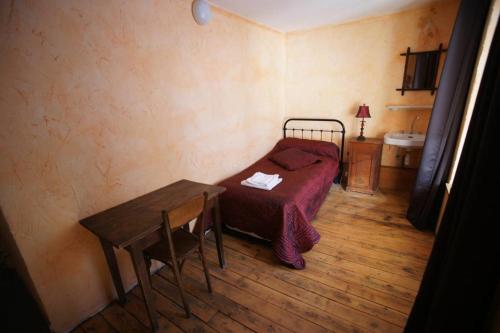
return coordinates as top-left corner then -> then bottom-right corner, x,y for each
356,104 -> 371,118
355,104 -> 370,141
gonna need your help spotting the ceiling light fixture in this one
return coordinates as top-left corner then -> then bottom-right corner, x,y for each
192,0 -> 212,25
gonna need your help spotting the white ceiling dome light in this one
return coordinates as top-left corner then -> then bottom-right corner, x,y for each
192,0 -> 212,25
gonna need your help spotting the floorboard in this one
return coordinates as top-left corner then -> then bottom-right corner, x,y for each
73,186 -> 433,333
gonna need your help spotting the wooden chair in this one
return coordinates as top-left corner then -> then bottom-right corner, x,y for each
143,192 -> 212,317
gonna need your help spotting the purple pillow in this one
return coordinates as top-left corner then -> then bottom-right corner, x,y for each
269,148 -> 321,171
274,138 -> 339,161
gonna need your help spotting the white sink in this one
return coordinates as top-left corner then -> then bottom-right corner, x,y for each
384,132 -> 425,148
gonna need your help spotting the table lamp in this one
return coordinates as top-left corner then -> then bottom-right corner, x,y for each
355,104 -> 371,141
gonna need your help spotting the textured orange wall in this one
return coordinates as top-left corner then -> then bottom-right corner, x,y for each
285,1 -> 459,167
0,0 -> 284,331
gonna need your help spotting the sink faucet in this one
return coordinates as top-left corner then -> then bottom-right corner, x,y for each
410,115 -> 421,134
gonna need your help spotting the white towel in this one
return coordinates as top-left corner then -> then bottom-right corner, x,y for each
241,172 -> 282,191
241,177 -> 282,191
246,172 -> 280,186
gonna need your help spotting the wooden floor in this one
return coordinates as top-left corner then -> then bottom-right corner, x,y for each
73,186 -> 434,333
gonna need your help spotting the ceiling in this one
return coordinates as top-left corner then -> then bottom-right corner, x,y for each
209,0 -> 438,32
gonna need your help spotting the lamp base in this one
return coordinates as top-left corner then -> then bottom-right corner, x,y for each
357,118 -> 367,142
357,135 -> 366,141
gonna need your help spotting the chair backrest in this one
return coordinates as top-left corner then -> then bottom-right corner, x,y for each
160,192 -> 208,264
162,192 -> 208,235
166,194 -> 206,229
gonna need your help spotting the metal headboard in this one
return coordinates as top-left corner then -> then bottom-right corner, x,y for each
283,118 -> 345,183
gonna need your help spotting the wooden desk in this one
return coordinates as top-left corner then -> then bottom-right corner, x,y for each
80,179 -> 226,331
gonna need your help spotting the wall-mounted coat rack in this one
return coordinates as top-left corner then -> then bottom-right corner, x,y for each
397,43 -> 447,95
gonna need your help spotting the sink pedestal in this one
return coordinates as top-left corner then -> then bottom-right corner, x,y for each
403,149 -> 412,167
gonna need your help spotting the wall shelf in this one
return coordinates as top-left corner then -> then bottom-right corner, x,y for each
386,105 -> 433,111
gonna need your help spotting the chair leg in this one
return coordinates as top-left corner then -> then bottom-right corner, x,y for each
171,259 -> 191,317
199,246 -> 212,293
179,258 -> 187,274
144,255 -> 153,289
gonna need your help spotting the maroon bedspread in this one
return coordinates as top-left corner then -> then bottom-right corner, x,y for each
218,138 -> 339,269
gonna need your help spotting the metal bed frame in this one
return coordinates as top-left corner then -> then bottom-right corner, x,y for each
283,118 -> 345,183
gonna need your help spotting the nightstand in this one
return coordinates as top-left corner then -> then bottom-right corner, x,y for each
347,138 -> 383,194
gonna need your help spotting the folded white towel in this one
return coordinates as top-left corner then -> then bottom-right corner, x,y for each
241,177 -> 282,191
245,172 -> 280,187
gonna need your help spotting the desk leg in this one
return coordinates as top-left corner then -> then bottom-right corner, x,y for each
99,239 -> 126,304
128,244 -> 159,331
212,196 -> 226,268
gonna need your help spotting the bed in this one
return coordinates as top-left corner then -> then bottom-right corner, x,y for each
218,118 -> 345,269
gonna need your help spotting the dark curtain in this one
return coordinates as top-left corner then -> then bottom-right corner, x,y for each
404,18 -> 500,333
406,0 -> 491,230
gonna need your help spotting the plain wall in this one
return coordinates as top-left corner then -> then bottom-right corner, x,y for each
285,0 -> 459,167
0,0 -> 285,331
